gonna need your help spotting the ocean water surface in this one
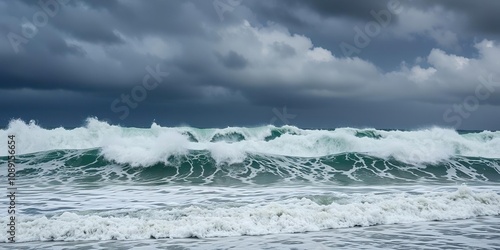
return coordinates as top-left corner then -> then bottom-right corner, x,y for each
1,118 -> 500,249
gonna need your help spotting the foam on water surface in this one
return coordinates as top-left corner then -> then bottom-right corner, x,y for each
2,118 -> 500,166
1,119 -> 500,247
3,187 -> 499,242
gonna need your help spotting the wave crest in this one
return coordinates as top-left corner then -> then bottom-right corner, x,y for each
1,118 -> 500,166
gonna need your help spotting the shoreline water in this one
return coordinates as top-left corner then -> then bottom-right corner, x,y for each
6,215 -> 500,249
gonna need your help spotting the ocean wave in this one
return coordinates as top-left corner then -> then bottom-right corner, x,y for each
5,149 -> 500,185
4,187 -> 499,242
1,118 -> 500,166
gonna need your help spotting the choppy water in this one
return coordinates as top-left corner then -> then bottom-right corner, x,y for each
1,118 -> 500,248
11,216 -> 500,249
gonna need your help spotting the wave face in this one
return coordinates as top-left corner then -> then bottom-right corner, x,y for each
1,118 -> 500,243
5,149 -> 500,186
1,118 -> 500,185
2,118 -> 500,162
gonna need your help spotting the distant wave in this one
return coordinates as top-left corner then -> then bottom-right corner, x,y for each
1,118 -> 500,165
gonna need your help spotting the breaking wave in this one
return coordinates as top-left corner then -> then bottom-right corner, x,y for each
1,118 -> 500,165
4,187 -> 499,242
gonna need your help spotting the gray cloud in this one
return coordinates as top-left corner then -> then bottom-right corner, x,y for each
418,0 -> 500,35
217,50 -> 248,70
1,0 -> 499,129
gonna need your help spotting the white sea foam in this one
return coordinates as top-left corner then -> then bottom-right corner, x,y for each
4,187 -> 499,242
1,118 -> 500,166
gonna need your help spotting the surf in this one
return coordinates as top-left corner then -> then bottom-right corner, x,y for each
4,187 -> 500,242
2,118 -> 500,164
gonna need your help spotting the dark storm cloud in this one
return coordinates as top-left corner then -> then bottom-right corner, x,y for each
52,15 -> 124,45
76,0 -> 222,36
0,0 -> 499,129
257,0 -> 392,21
302,0 -> 389,19
286,0 -> 500,36
417,0 -> 500,35
216,50 -> 248,70
79,0 -> 121,10
46,37 -> 85,56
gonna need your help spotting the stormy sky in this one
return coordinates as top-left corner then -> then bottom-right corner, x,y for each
1,0 -> 500,129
